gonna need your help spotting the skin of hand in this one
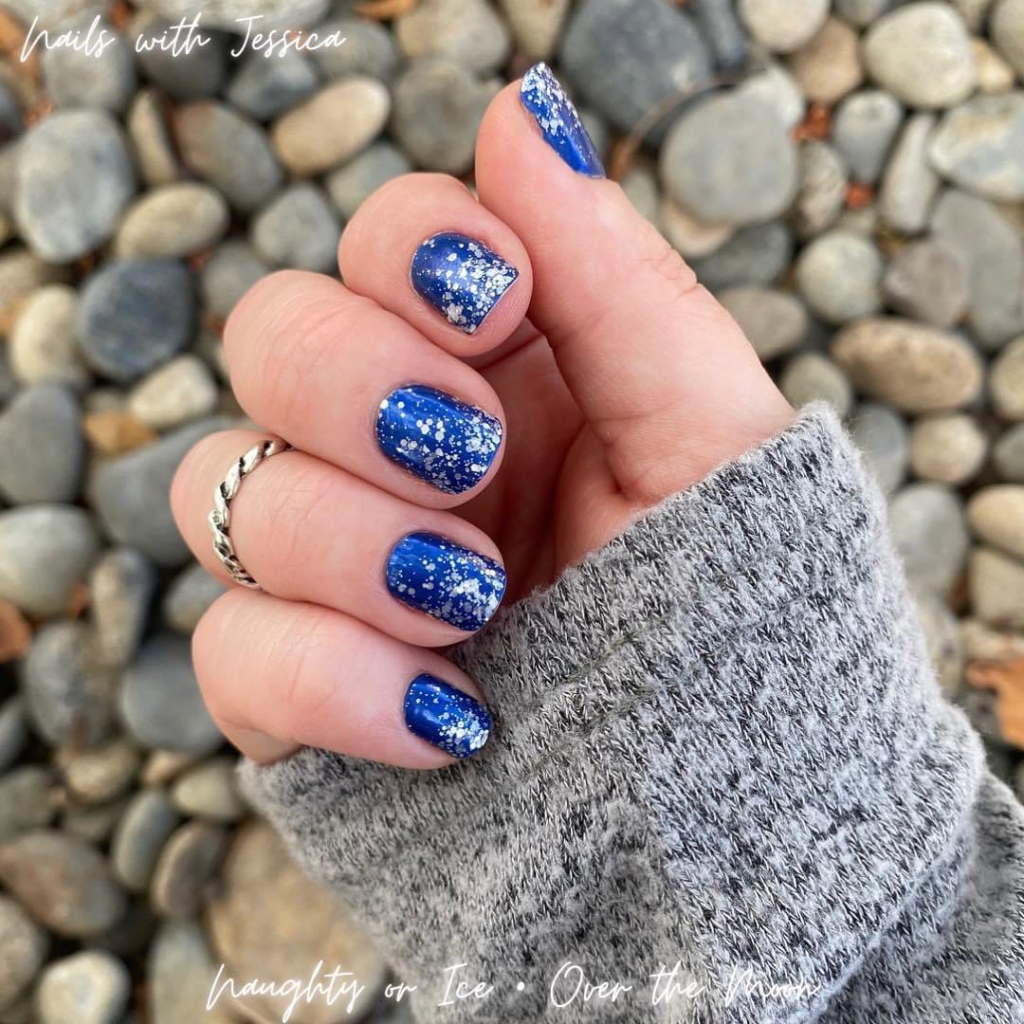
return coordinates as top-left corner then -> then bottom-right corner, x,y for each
171,65 -> 795,769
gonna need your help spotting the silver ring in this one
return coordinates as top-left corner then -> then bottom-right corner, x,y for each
208,438 -> 292,589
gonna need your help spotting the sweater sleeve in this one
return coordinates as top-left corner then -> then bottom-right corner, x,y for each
237,404 -> 1024,1024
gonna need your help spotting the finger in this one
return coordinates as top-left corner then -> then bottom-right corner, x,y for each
224,270 -> 506,505
194,589 -> 492,767
171,430 -> 507,647
338,172 -> 533,357
475,66 -> 794,503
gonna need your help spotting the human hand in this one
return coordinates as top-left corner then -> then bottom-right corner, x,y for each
171,65 -> 793,769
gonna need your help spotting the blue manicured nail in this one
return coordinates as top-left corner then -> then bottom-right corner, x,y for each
519,62 -> 605,178
411,232 -> 519,335
386,532 -> 506,632
404,674 -> 491,759
376,385 -> 502,495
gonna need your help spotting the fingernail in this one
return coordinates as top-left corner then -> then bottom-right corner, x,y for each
376,384 -> 503,495
519,62 -> 605,179
404,674 -> 491,759
386,532 -> 506,632
411,232 -> 519,335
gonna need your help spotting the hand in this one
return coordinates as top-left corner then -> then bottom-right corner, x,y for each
171,65 -> 793,769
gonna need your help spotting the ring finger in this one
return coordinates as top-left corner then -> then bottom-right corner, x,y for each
171,430 -> 507,647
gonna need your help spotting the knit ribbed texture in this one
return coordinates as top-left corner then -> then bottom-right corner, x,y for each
239,405 -> 1024,1022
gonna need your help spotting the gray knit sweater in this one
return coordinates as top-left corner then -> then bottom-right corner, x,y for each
239,406 -> 1024,1023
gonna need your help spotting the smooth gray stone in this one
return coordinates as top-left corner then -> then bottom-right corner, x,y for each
227,50 -> 321,121
42,14 -> 136,113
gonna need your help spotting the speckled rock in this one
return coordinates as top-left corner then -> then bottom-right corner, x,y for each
14,110 -> 135,262
127,355 -> 219,431
35,950 -> 130,1024
396,0 -> 510,74
151,820 -> 229,918
111,789 -> 180,893
691,221 -> 794,290
114,184 -> 229,259
162,563 -> 228,634
970,547 -> 1024,628
0,383 -> 83,504
738,0 -> 829,53
862,3 -> 976,109
0,895 -> 47,1011
832,318 -> 983,412
326,142 -> 412,220
89,547 -> 156,668
226,51 -> 321,122
833,90 -> 903,184
787,17 -> 864,105
790,140 -> 848,239
796,231 -> 884,324
718,288 -> 808,361
252,183 -> 341,273
910,414 -> 987,485
992,336 -> 1024,421
272,79 -> 390,177
890,483 -> 969,595
0,830 -> 127,938
661,93 -> 798,226
882,238 -> 970,329
780,353 -> 854,416
120,634 -> 222,754
9,285 -> 87,389
42,14 -> 136,113
0,506 -> 99,618
879,114 -> 941,233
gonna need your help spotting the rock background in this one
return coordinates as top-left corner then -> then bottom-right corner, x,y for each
0,0 -> 1023,1020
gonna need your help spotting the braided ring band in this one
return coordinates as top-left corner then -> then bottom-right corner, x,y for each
208,438 -> 292,589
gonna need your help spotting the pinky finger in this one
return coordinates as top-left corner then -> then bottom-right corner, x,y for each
193,589 -> 492,768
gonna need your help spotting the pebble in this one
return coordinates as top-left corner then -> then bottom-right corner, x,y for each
126,90 -> 179,188
953,0 -> 994,31
832,318 -> 983,412
119,634 -> 222,754
661,93 -> 798,226
994,423 -> 1024,481
9,285 -> 87,389
114,184 -> 229,260
35,950 -> 130,1024
134,0 -> 329,29
0,767 -> 56,840
148,920 -> 236,1024
691,221 -> 793,290
326,142 -> 412,221
889,483 -> 969,595
163,563 -> 229,634
992,337 -> 1024,421
312,17 -> 400,81
62,797 -> 131,845
931,190 -> 1024,349
14,110 -> 135,263
914,591 -> 964,699
128,355 -> 219,431
252,184 -> 342,274
0,383 -> 83,504
0,896 -> 47,1011
659,198 -> 734,259
621,163 -> 661,227
207,821 -> 386,1021
58,738 -> 140,805
862,3 -> 976,109
787,17 -> 864,105
796,231 -> 884,324
973,38 -> 1016,94
130,13 -> 228,101
911,414 -> 987,485
970,547 -> 1024,628
882,238 -> 970,329
151,820 -> 229,919
878,114 -> 941,233
968,485 -> 1024,560
0,697 -> 27,774
559,0 -> 712,139
0,506 -> 98,618
272,79 -> 390,177
396,0 -> 511,75
736,63 -> 806,131
42,15 -> 136,113
833,90 -> 904,184
89,416 -> 232,567
718,288 -> 808,361
392,60 -> 499,175
836,0 -> 894,25
780,353 -> 854,417
90,547 -> 157,668
174,102 -> 283,212
20,621 -> 113,747
0,830 -> 126,937
991,0 -> 1024,77
111,789 -> 179,893
171,758 -> 246,822
142,749 -> 200,787
0,248 -> 70,323
77,259 -> 194,384
226,51 -> 321,122
499,0 -> 571,60
929,93 -> 1024,203
738,0 -> 829,53
199,241 -> 269,321
790,140 -> 848,240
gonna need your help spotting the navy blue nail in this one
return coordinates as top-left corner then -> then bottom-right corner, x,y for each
404,674 -> 491,759
411,233 -> 519,335
519,62 -> 605,179
376,385 -> 502,495
386,532 -> 506,632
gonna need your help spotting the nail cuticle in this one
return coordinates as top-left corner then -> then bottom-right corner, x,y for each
404,673 -> 492,760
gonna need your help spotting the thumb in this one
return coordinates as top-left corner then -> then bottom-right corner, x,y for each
475,65 -> 793,502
